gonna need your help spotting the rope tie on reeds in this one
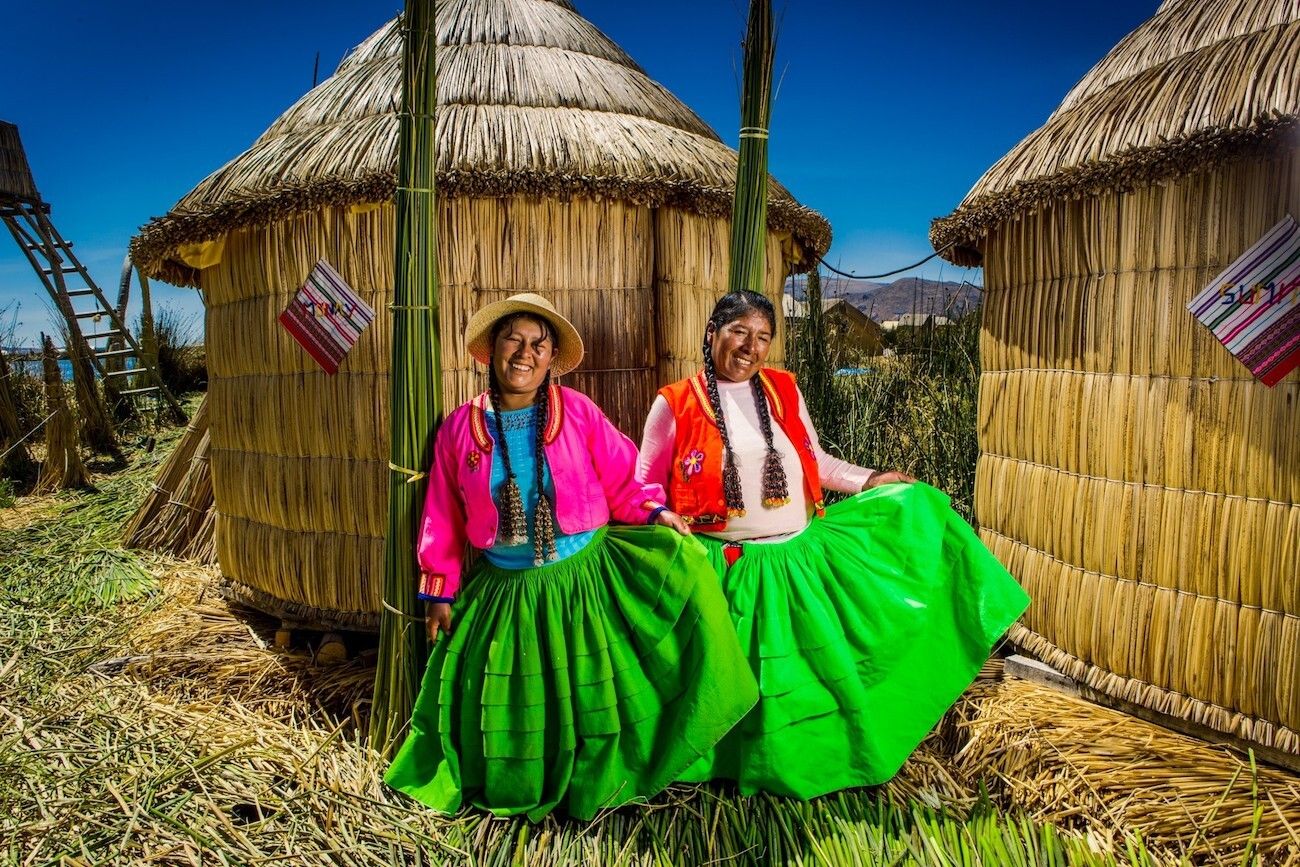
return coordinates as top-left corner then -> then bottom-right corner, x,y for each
388,303 -> 435,311
987,529 -> 1300,623
738,126 -> 769,140
394,186 -> 436,195
381,600 -> 426,623
388,462 -> 427,484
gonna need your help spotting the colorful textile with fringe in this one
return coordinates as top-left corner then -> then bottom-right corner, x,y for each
1187,215 -> 1300,387
278,259 -> 376,375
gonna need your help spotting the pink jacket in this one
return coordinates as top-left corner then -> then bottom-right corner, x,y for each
415,384 -> 666,599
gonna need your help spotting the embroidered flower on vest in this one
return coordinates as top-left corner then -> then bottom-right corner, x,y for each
681,449 -> 706,482
467,451 -> 482,471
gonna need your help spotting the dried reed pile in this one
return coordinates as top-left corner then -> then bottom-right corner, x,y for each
34,335 -> 87,493
123,397 -> 216,563
958,674 -> 1300,864
129,0 -> 826,630
931,0 -> 1300,760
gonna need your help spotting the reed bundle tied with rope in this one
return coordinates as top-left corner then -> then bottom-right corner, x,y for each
932,0 -> 1300,759
370,0 -> 439,754
728,0 -> 776,296
35,334 -> 88,493
125,0 -> 813,630
54,319 -> 120,460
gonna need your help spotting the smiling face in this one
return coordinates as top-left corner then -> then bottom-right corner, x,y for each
707,310 -> 774,382
490,315 -> 556,406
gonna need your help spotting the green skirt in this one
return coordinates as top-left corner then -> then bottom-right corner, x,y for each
682,482 -> 1030,799
384,525 -> 758,822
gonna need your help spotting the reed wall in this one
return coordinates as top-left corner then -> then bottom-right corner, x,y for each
976,149 -> 1300,753
200,197 -> 793,627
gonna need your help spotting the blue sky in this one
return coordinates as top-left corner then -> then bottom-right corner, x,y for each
1,0 -> 1158,346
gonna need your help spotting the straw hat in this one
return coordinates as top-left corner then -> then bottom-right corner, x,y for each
465,293 -> 585,376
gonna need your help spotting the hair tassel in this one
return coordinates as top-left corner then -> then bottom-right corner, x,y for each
533,493 -> 559,566
495,475 -> 529,547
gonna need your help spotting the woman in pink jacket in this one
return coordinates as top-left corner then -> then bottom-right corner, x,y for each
385,293 -> 756,822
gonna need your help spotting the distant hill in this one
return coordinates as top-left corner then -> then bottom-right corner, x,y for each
787,275 -> 981,323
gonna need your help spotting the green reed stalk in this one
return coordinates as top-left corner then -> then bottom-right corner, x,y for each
371,0 -> 440,755
727,0 -> 776,295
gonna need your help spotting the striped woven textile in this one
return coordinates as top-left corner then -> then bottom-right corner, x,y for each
278,259 -> 376,375
1188,215 -> 1300,388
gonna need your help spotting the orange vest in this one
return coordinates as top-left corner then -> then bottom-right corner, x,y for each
658,367 -> 825,532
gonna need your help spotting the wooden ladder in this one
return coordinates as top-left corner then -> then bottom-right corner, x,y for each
0,198 -> 186,422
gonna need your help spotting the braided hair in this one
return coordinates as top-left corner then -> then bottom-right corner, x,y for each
702,290 -> 789,514
486,313 -> 559,565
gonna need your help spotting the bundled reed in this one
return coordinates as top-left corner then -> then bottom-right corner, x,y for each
135,269 -> 160,381
55,319 -> 121,460
727,0 -> 776,295
127,0 -> 815,631
372,0 -> 439,754
35,335 -> 88,493
931,0 -> 1300,760
0,348 -> 38,488
124,398 -> 215,562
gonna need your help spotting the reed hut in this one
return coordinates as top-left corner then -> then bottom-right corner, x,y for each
130,1 -> 830,630
931,1 -> 1300,759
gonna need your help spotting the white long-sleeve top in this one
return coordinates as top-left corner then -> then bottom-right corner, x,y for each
639,378 -> 875,542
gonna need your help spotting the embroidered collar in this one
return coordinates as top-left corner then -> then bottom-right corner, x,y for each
469,383 -> 564,450
688,369 -> 785,426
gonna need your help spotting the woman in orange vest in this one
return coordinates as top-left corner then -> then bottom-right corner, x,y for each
639,289 -> 1029,799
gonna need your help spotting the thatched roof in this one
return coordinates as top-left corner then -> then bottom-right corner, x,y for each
131,0 -> 832,286
0,121 -> 39,202
931,0 -> 1300,266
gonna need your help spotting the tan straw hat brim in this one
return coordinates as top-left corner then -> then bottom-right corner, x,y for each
464,293 -> 585,376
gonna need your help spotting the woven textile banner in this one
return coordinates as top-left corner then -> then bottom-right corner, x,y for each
1187,215 -> 1300,387
279,260 -> 376,375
